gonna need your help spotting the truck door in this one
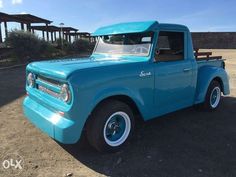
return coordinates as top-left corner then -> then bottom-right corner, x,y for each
154,31 -> 194,116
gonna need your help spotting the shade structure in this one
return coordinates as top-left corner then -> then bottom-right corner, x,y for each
0,12 -> 52,43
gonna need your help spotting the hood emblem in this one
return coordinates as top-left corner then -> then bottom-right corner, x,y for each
139,71 -> 152,77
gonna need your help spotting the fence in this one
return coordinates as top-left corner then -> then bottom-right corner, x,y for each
192,32 -> 236,49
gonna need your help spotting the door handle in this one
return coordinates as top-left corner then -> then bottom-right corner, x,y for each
183,68 -> 192,72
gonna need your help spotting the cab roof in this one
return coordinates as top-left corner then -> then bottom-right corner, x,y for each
92,21 -> 189,36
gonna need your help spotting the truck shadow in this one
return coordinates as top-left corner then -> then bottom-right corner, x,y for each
0,66 -> 26,108
60,96 -> 236,177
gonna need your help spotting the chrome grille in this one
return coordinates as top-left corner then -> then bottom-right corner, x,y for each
37,75 -> 61,87
35,75 -> 62,98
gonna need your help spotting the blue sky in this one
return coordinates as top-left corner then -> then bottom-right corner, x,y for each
0,0 -> 236,33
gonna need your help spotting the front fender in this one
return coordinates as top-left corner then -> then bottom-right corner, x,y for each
195,66 -> 230,104
91,86 -> 146,117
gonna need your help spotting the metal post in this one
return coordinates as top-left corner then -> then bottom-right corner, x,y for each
42,31 -> 45,40
0,22 -> 2,43
51,32 -> 53,43
59,23 -> 64,49
69,33 -> 71,43
21,23 -> 24,31
54,32 -> 56,42
4,21 -> 8,38
46,23 -> 49,41
59,30 -> 61,42
65,33 -> 68,42
26,23 -> 31,32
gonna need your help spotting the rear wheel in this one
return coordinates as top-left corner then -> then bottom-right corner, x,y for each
86,100 -> 134,152
203,80 -> 221,110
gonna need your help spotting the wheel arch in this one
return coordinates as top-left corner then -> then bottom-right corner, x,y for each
94,95 -> 142,117
212,76 -> 224,91
84,94 -> 143,131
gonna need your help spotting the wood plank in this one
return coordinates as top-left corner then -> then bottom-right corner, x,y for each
197,56 -> 222,60
194,52 -> 212,56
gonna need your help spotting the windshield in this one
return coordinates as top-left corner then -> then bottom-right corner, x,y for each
93,32 -> 153,56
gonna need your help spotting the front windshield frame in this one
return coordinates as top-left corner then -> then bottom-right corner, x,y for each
93,32 -> 154,57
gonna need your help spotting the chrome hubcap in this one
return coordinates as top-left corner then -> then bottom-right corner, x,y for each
210,87 -> 221,108
103,111 -> 131,147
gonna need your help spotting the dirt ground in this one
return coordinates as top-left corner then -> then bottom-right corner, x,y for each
0,49 -> 236,177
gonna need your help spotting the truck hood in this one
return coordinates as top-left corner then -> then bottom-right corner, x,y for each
27,56 -> 146,80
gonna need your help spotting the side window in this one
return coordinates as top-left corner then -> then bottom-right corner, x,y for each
155,31 -> 184,62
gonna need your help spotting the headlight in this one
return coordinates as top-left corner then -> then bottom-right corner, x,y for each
59,84 -> 71,102
27,73 -> 35,87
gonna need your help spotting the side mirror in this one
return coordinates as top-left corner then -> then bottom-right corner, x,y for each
155,49 -> 160,56
154,49 -> 160,62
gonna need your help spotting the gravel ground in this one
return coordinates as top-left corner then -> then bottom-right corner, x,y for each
0,50 -> 236,177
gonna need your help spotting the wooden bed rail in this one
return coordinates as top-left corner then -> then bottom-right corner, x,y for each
194,48 -> 222,60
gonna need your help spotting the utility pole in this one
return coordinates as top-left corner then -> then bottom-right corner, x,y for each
59,23 -> 64,49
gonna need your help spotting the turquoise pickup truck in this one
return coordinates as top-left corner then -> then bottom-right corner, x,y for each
23,21 -> 230,152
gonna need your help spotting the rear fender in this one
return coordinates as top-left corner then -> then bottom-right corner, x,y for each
195,66 -> 230,104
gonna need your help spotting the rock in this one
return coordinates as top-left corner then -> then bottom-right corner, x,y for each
65,172 -> 73,177
147,155 -> 152,159
198,169 -> 203,173
103,167 -> 111,174
32,165 -> 38,169
116,157 -> 122,164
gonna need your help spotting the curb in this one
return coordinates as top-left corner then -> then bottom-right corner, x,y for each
0,63 -> 27,70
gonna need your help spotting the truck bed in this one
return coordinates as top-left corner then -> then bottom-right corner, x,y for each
197,58 -> 224,68
195,48 -> 225,68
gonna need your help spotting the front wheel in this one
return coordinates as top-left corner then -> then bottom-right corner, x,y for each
203,80 -> 222,110
86,100 -> 134,152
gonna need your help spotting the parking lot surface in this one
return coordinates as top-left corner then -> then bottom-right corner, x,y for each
0,50 -> 236,177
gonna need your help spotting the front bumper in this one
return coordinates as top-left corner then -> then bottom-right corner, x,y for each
23,96 -> 80,144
